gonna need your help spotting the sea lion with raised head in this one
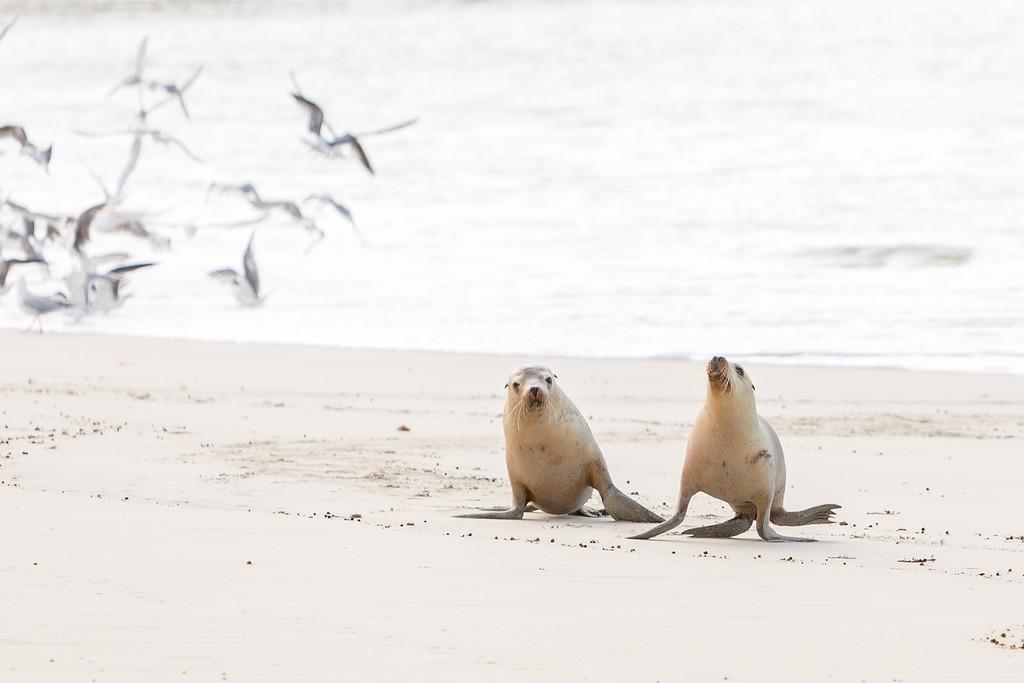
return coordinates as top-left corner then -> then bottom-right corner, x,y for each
457,365 -> 663,522
630,356 -> 840,542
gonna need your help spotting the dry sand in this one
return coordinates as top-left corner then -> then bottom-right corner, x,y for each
2,331 -> 1023,681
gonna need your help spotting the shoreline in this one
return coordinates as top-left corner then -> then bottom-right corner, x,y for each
3,331 -> 1024,680
0,325 -> 1019,377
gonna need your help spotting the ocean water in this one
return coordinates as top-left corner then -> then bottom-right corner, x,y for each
1,0 -> 1022,373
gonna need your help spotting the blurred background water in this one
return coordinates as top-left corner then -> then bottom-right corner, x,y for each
1,0 -> 1022,372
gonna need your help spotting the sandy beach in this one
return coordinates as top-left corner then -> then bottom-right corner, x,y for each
0,331 -> 1021,680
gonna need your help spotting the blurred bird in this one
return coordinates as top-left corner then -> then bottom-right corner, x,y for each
303,193 -> 364,244
0,250 -> 43,296
66,256 -> 156,312
209,233 -> 263,306
147,65 -> 204,119
207,182 -> 324,242
289,71 -> 416,175
17,277 -> 71,332
0,125 -> 53,172
107,36 -> 148,96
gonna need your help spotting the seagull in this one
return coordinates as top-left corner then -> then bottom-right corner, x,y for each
303,193 -> 364,244
0,125 -> 53,172
99,214 -> 171,249
209,232 -> 263,306
75,127 -> 203,165
288,71 -> 416,175
208,182 -> 324,241
304,120 -> 418,175
0,250 -> 43,296
147,65 -> 203,119
305,133 -> 374,174
17,277 -> 71,332
108,36 -> 148,96
3,198 -> 74,239
66,258 -> 156,312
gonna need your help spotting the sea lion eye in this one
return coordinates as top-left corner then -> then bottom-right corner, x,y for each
512,382 -> 520,390
735,365 -> 745,377
545,377 -> 552,385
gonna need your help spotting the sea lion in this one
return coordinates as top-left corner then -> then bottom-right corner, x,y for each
630,356 -> 840,542
457,365 -> 663,522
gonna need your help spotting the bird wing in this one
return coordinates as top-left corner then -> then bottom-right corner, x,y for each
208,268 -> 239,282
291,93 -> 325,137
347,136 -> 375,175
135,36 -> 148,76
0,14 -> 18,41
162,133 -> 203,162
180,65 -> 203,92
1,125 -> 28,146
74,203 -> 107,250
106,262 -> 156,276
115,134 -> 143,196
356,118 -> 418,138
242,232 -> 260,295
305,194 -> 354,224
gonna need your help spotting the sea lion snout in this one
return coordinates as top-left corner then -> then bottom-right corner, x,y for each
526,384 -> 548,409
707,356 -> 731,389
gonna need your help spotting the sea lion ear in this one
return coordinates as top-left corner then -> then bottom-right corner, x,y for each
504,383 -> 509,389
553,373 -> 558,379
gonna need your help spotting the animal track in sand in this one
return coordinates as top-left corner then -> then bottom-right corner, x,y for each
195,438 -> 504,498
774,413 -> 1024,439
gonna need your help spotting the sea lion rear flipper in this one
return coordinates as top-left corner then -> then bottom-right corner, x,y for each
770,504 -> 841,526
682,515 -> 753,539
600,485 -> 664,523
755,496 -> 818,542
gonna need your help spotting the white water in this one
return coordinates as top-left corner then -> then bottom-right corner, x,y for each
1,0 -> 1022,372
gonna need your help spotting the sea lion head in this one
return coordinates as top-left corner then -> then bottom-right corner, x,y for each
706,356 -> 755,397
505,365 -> 558,415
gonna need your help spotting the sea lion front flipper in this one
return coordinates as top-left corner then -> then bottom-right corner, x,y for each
455,505 -> 527,520
600,485 -> 664,523
682,515 -> 753,539
456,484 -> 530,519
571,506 -> 604,518
475,504 -> 539,513
770,504 -> 841,526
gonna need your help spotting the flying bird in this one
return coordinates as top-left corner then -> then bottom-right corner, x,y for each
0,251 -> 43,296
303,193 -> 364,244
208,182 -> 324,241
0,125 -> 53,172
107,36 -> 148,96
289,71 -> 416,175
209,233 -> 263,306
147,65 -> 204,119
